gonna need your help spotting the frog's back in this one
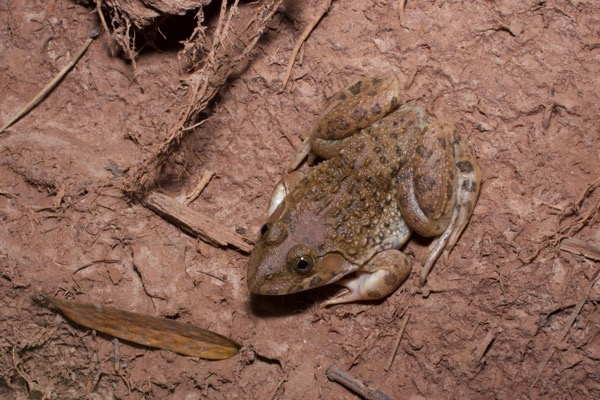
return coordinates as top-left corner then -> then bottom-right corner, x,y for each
286,106 -> 430,265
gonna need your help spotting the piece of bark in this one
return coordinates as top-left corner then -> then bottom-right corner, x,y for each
143,192 -> 253,253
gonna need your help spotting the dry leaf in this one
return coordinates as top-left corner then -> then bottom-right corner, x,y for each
43,294 -> 240,360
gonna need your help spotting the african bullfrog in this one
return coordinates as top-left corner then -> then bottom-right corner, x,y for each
247,77 -> 481,306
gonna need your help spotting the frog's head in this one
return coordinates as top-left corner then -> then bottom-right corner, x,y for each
247,204 -> 355,296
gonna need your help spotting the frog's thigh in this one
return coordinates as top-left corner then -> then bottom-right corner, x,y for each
397,121 -> 456,237
322,250 -> 412,307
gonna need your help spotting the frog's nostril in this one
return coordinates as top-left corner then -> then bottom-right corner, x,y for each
260,224 -> 269,236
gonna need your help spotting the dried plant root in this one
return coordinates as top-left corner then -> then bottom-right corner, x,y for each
124,0 -> 284,196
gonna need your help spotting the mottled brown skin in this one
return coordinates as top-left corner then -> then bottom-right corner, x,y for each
247,77 -> 481,306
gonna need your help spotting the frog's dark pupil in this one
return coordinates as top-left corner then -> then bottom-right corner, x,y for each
260,224 -> 269,236
297,257 -> 310,270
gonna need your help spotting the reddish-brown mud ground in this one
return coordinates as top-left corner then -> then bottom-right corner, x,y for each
1,0 -> 599,398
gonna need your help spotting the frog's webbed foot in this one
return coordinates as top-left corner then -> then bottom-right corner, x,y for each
321,250 -> 412,307
267,170 -> 305,217
419,134 -> 481,285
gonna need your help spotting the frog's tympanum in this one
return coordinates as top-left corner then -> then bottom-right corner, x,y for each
247,77 -> 481,306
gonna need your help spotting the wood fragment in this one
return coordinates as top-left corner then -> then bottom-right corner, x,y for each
0,31 -> 100,135
280,0 -> 333,92
529,268 -> 600,390
42,294 -> 241,360
326,365 -> 392,400
113,338 -> 120,372
384,312 -> 410,372
560,237 -> 600,261
143,192 -> 253,253
184,170 -> 215,206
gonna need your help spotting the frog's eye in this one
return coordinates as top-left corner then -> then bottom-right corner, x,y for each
292,255 -> 316,275
286,244 -> 317,276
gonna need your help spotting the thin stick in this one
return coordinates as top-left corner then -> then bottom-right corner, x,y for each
0,31 -> 100,135
326,365 -> 392,400
384,312 -> 410,372
280,0 -> 333,92
184,170 -> 215,206
96,1 -> 111,42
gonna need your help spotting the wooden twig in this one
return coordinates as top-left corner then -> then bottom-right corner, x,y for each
0,31 -> 100,135
280,0 -> 333,92
529,268 -> 600,390
326,365 -> 392,400
184,170 -> 215,206
143,192 -> 253,253
96,0 -> 112,47
384,312 -> 410,372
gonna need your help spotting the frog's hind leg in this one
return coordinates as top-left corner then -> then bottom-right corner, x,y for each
419,133 -> 481,284
321,249 -> 412,307
395,121 -> 480,284
396,121 -> 458,237
289,77 -> 401,170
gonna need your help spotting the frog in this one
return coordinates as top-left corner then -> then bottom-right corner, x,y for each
247,77 -> 481,306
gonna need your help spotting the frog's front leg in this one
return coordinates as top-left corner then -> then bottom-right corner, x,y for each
288,77 -> 401,170
321,250 -> 412,307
